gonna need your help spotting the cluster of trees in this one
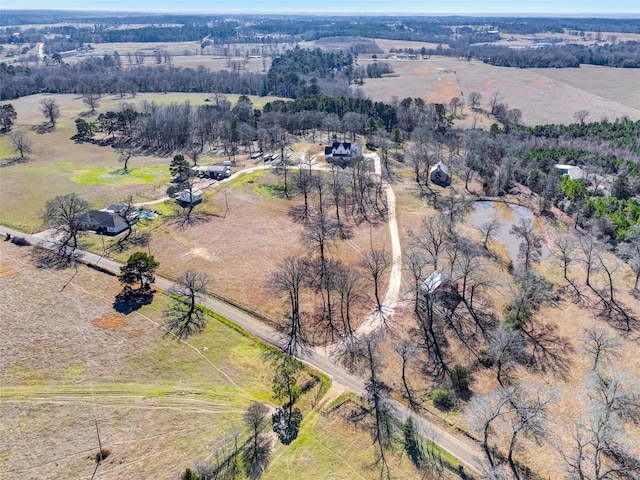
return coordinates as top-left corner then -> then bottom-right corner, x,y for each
0,46 -> 355,101
0,60 -> 269,100
269,159 -> 388,357
429,40 -> 640,68
466,325 -> 640,478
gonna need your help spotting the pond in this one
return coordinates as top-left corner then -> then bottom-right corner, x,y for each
465,201 -> 551,265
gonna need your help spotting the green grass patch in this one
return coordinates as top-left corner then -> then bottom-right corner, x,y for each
255,182 -> 286,197
0,134 -> 17,158
224,169 -> 268,189
72,165 -> 169,185
62,364 -> 86,380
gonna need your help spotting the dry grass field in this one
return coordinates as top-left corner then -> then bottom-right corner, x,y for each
0,240 -> 427,480
357,56 -> 640,126
0,241 -> 276,479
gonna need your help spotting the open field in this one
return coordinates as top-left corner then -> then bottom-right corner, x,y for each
357,56 -> 640,125
0,241 -> 276,479
0,240 -> 429,480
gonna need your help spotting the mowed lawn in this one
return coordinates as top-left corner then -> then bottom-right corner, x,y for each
357,55 -> 640,126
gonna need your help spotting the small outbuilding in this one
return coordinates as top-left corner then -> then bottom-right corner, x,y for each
429,161 -> 450,187
421,270 -> 459,295
78,210 -> 128,235
554,164 -> 584,181
177,189 -> 203,205
192,165 -> 232,180
421,270 -> 461,308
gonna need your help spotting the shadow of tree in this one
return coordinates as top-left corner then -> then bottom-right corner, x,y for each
170,210 -> 217,230
109,231 -> 151,253
113,286 -> 155,314
31,246 -> 81,270
31,123 -> 54,134
0,156 -> 28,168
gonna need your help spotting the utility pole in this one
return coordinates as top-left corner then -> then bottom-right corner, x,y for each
224,191 -> 229,219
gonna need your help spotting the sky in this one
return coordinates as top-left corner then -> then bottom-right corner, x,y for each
0,0 -> 638,15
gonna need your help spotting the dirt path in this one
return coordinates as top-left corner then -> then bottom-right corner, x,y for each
353,153 -> 402,335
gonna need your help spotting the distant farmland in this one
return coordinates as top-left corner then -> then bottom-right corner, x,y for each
357,56 -> 640,126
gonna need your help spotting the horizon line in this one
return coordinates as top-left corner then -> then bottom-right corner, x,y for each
1,8 -> 639,18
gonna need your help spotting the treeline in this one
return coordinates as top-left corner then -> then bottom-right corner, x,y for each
66,24 -> 239,44
264,94 -> 398,131
0,46 -> 362,100
528,119 -> 640,152
0,62 -> 268,100
431,41 -> 640,68
266,47 -> 353,98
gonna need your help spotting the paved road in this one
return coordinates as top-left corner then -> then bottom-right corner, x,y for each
1,227 -> 484,474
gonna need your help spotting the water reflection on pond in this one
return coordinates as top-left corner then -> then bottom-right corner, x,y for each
465,201 -> 551,265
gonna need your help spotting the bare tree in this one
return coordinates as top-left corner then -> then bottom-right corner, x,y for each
510,219 -> 543,271
465,387 -> 512,469
486,324 -> 526,387
118,146 -> 134,173
83,93 -> 101,114
269,256 -> 309,356
588,367 -> 640,422
333,263 -> 362,342
8,130 -> 32,159
578,233 -> 599,287
504,386 -> 555,479
292,157 -> 315,221
573,109 -> 590,125
272,126 -> 291,198
554,235 -> 575,281
404,248 -> 431,314
468,91 -> 482,110
359,245 -> 390,314
396,339 -> 419,410
39,97 -> 61,126
617,226 -> 640,292
580,326 -> 622,371
409,215 -> 450,271
350,334 -> 394,480
42,193 -> 90,257
559,366 -> 640,479
449,97 -> 461,117
242,402 -> 272,480
112,195 -> 137,242
481,219 -> 501,251
165,270 -> 210,339
559,411 -> 640,480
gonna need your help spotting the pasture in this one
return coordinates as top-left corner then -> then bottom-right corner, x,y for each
357,55 -> 640,125
0,240 -> 276,479
0,239 -> 423,480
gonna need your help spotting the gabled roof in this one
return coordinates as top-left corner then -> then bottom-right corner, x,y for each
429,161 -> 449,175
422,270 -> 444,293
79,210 -> 127,229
